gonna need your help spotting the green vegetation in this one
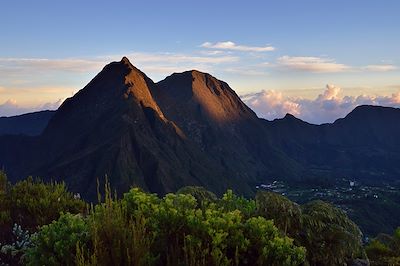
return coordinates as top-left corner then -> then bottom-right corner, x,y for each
0,172 -> 86,265
300,201 -> 365,265
366,227 -> 400,265
0,171 -> 394,265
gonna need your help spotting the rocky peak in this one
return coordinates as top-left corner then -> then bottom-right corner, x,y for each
156,70 -> 257,125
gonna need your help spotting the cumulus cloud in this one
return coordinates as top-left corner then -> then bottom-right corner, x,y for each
277,56 -> 350,73
0,99 -> 63,117
242,85 -> 400,124
243,90 -> 301,118
201,41 -> 275,52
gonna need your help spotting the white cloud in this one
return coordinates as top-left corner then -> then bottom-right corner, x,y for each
277,56 -> 350,73
0,52 -> 240,116
223,66 -> 267,76
0,57 -> 104,73
316,84 -> 341,101
199,50 -> 227,56
242,85 -> 400,124
0,99 -> 27,117
243,90 -> 301,118
0,53 -> 238,83
122,52 -> 238,64
40,99 -> 64,110
201,41 -> 275,52
363,64 -> 397,72
117,52 -> 238,80
276,56 -> 399,73
0,99 -> 63,117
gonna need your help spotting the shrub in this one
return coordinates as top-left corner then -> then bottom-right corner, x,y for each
0,223 -> 35,265
0,174 -> 87,265
25,213 -> 88,266
255,191 -> 302,236
121,188 -> 305,266
5,184 -> 300,266
301,200 -> 364,266
244,216 -> 305,266
366,227 -> 400,266
75,185 -> 156,266
4,177 -> 86,231
177,186 -> 217,207
218,189 -> 256,218
0,171 -> 11,242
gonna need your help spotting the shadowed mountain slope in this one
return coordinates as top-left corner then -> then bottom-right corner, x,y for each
0,110 -> 55,136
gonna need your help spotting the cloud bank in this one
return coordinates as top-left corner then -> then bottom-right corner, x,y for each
0,99 -> 63,117
242,85 -> 400,124
2,84 -> 400,125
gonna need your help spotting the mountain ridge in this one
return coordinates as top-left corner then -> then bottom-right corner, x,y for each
0,57 -> 400,200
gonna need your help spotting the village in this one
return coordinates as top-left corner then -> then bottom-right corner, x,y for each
257,178 -> 399,213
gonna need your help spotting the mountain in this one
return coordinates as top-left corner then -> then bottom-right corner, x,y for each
154,70 -> 302,184
264,105 -> 400,184
0,57 -> 399,201
0,58 -> 296,199
0,110 -> 55,136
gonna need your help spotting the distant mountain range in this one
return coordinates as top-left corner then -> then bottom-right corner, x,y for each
1,57 -> 399,200
0,110 -> 55,136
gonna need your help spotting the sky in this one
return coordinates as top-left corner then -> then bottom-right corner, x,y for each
0,0 -> 400,123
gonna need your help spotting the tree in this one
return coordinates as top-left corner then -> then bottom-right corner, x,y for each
366,227 -> 400,266
177,186 -> 217,207
301,200 -> 364,265
255,191 -> 302,236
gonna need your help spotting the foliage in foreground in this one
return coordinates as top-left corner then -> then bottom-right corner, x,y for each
27,186 -> 305,266
0,172 -> 86,264
255,191 -> 365,266
0,172 -> 372,266
366,227 -> 400,265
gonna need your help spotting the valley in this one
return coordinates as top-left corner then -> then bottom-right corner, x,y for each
258,178 -> 400,236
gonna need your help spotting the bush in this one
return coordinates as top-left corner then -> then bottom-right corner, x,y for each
26,213 -> 88,266
77,185 -> 155,266
0,176 -> 371,266
72,188 -> 305,265
366,227 -> 400,266
218,189 -> 256,218
0,223 -> 35,265
244,217 -> 305,266
177,186 -> 217,207
8,177 -> 86,231
300,200 -> 364,265
121,188 -> 305,266
255,191 -> 302,236
0,173 -> 87,265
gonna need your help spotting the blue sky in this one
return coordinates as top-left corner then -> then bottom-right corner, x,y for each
1,0 -> 400,123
